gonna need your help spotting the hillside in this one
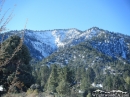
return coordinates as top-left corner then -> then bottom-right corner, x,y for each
1,27 -> 130,96
0,27 -> 130,62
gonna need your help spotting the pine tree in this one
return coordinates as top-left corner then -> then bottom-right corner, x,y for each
86,67 -> 95,83
80,67 -> 94,92
113,76 -> 125,91
40,65 -> 50,89
56,79 -> 70,96
125,76 -> 130,85
46,64 -> 58,92
87,93 -> 92,97
80,76 -> 90,91
0,35 -> 34,93
125,76 -> 130,93
56,66 -> 72,96
59,66 -> 74,84
103,76 -> 113,91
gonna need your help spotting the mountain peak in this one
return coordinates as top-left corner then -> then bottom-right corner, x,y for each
1,27 -> 130,61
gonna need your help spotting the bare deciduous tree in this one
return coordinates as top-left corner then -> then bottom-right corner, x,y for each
0,0 -> 28,67
0,0 -> 31,94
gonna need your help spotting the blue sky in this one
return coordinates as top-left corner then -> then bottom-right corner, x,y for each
2,0 -> 130,35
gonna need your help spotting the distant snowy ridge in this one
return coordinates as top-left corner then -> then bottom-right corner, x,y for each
22,27 -> 102,59
1,27 -> 130,61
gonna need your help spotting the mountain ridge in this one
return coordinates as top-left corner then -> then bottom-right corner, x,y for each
0,27 -> 130,61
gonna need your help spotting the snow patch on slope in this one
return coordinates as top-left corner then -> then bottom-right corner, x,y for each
4,27 -> 129,60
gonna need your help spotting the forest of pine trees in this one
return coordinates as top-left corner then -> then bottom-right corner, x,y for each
0,36 -> 34,93
0,35 -> 130,97
32,63 -> 130,97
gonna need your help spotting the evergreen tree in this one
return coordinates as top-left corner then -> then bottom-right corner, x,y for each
80,77 -> 90,91
56,66 -> 74,96
86,67 -> 95,83
125,76 -> 130,93
80,67 -> 90,91
56,79 -> 70,96
87,93 -> 92,97
0,35 -> 34,93
40,65 -> 50,89
46,64 -> 58,92
112,76 -> 125,91
75,67 -> 86,82
125,76 -> 130,85
103,76 -> 113,91
59,66 -> 74,84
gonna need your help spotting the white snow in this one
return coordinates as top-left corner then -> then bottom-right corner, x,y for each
119,38 -> 126,59
33,41 -> 48,57
20,28 -> 129,60
92,83 -> 103,88
65,60 -> 68,64
0,85 -> 3,91
79,90 -> 84,93
25,29 -> 81,57
122,51 -> 126,59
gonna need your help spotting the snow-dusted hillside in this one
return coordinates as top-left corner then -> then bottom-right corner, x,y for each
22,27 -> 109,60
0,27 -> 130,61
23,28 -> 82,59
90,30 -> 130,62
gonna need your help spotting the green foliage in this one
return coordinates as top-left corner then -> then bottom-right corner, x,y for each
80,77 -> 90,91
86,67 -> 95,83
39,41 -> 113,67
46,65 -> 58,92
103,76 -> 113,91
32,63 -> 130,95
86,93 -> 92,97
7,72 -> 15,83
56,66 -> 74,96
0,35 -> 34,93
56,79 -> 70,96
125,76 -> 130,85
58,66 -> 74,84
0,35 -> 31,65
31,38 -> 130,95
103,75 -> 125,91
40,65 -> 50,88
79,67 -> 95,92
32,64 -> 75,95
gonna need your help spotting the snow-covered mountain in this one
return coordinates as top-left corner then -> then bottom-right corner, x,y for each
0,27 -> 130,61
